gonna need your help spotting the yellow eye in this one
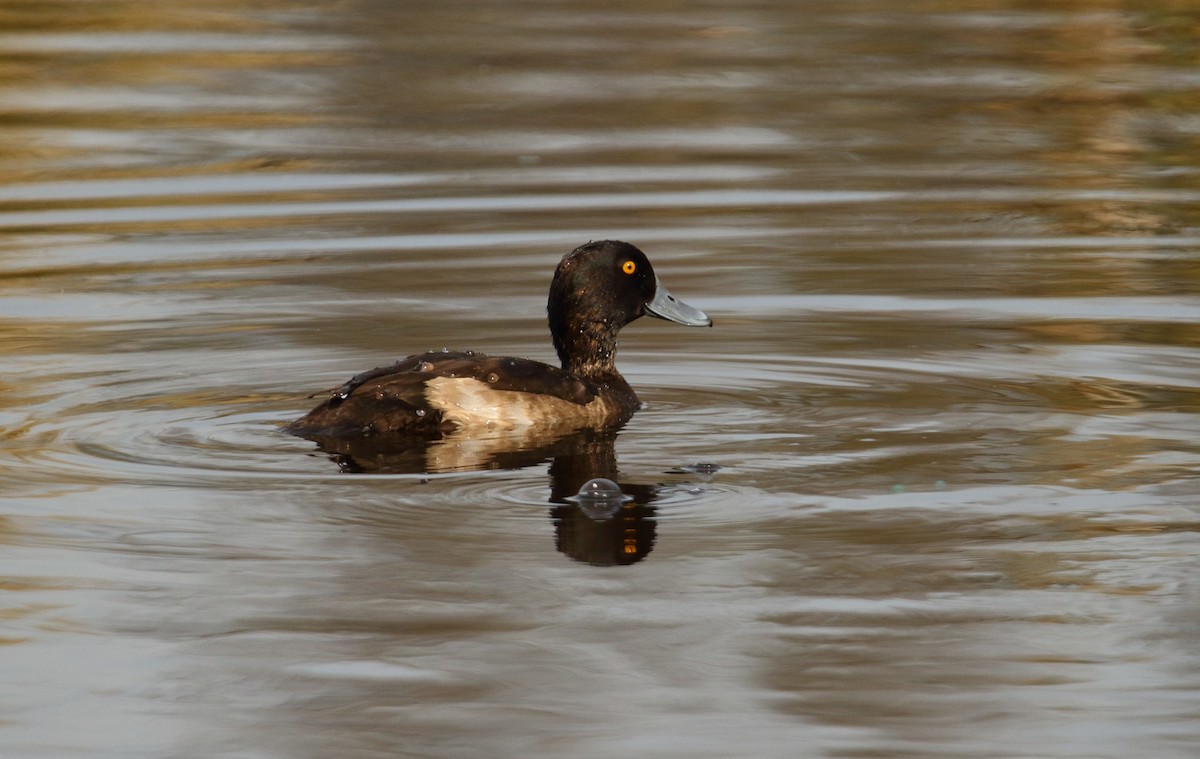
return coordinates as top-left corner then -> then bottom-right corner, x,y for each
621,260 -> 637,275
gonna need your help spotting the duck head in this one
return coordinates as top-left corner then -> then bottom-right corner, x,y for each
548,240 -> 711,377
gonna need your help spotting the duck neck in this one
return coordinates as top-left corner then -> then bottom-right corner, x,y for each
547,261 -> 635,388
554,317 -> 623,380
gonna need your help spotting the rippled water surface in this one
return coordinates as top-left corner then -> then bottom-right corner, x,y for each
4,2 -> 1200,757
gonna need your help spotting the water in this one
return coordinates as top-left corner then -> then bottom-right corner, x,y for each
3,2 -> 1200,757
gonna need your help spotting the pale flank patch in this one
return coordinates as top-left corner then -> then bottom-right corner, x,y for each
417,377 -> 628,471
425,377 -> 617,433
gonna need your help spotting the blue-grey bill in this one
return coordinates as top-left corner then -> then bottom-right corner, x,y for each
645,277 -> 712,327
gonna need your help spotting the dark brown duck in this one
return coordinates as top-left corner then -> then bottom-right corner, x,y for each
286,240 -> 711,439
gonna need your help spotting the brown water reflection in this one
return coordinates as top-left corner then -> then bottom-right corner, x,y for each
3,1 -> 1200,758
296,424 -> 662,565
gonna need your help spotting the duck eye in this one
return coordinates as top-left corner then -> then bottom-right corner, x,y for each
621,260 -> 637,275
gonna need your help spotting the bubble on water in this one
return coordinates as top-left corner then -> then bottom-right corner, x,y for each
567,477 -> 632,522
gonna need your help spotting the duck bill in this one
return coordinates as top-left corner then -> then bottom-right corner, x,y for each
645,277 -> 712,327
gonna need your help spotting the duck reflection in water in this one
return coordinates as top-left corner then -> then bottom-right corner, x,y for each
301,427 -> 661,566
548,431 -> 659,566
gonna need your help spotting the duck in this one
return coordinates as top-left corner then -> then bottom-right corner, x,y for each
286,240 -> 712,441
